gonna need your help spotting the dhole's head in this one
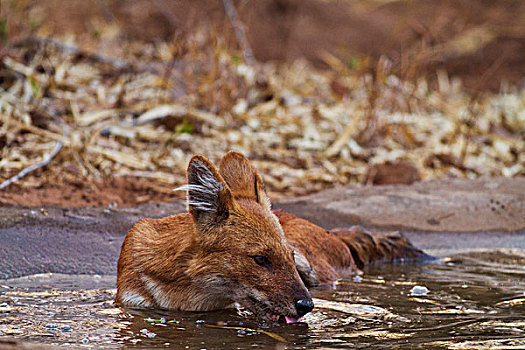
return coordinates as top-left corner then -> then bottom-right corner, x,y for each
179,152 -> 313,323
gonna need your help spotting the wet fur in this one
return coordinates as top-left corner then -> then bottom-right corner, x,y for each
116,152 -> 426,319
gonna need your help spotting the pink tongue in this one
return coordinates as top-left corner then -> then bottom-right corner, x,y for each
284,316 -> 300,324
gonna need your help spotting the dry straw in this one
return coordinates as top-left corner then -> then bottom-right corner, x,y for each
0,27 -> 523,197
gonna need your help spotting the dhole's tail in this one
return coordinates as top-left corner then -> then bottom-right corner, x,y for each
330,227 -> 429,269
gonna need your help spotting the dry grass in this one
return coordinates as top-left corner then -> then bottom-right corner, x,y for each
0,18 -> 524,197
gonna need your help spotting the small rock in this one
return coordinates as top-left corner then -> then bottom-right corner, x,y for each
45,324 -> 58,329
410,285 -> 429,296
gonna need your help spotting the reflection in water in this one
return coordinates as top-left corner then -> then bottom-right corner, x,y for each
1,249 -> 524,349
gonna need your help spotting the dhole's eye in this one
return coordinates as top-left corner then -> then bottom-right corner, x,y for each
251,255 -> 271,268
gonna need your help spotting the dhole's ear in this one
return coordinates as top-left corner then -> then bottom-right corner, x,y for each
219,151 -> 271,210
178,155 -> 236,232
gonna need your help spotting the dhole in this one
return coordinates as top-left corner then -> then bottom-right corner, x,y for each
116,152 -> 425,323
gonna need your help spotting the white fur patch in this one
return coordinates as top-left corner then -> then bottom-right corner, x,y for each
268,211 -> 286,238
174,160 -> 223,212
294,249 -> 319,286
141,275 -> 171,309
120,291 -> 152,308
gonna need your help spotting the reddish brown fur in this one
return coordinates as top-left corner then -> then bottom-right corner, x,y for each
274,210 -> 356,284
116,152 -> 426,319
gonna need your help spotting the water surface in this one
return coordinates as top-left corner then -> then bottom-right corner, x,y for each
1,249 -> 524,349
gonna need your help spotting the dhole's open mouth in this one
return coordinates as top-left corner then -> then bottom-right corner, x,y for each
266,312 -> 301,324
247,295 -> 302,324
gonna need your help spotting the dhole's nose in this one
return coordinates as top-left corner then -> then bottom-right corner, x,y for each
295,298 -> 314,317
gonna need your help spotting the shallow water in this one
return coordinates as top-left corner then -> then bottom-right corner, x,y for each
1,249 -> 524,349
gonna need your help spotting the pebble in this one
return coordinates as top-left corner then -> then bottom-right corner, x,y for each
353,275 -> 363,283
0,303 -> 8,307
410,285 -> 429,296
81,338 -> 89,344
45,324 -> 58,329
60,325 -> 72,331
140,328 -> 156,338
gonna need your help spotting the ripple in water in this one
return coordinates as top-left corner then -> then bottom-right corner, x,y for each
1,249 -> 524,349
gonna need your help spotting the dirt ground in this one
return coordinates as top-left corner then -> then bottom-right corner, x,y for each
1,0 -> 524,208
0,175 -> 182,207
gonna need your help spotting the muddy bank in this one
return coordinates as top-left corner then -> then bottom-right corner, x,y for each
0,178 -> 524,279
0,202 -> 184,280
276,177 -> 525,232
